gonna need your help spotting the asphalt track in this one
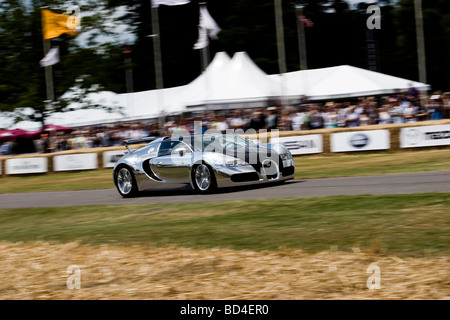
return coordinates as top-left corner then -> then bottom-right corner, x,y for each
1,171 -> 449,209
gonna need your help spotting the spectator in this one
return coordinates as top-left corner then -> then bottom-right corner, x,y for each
265,107 -> 279,130
323,102 -> 338,128
0,140 -> 12,155
248,110 -> 265,131
228,110 -> 246,130
403,100 -> 418,123
345,106 -> 360,127
427,94 -> 443,120
210,115 -> 228,132
377,106 -> 392,124
390,100 -> 405,124
336,103 -> 348,128
40,134 -> 51,153
309,105 -> 324,129
443,92 -> 450,119
290,109 -> 304,131
366,99 -> 379,124
359,111 -> 371,126
278,109 -> 292,131
301,106 -> 312,130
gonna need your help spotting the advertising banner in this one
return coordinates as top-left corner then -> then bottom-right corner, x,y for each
103,150 -> 127,168
331,130 -> 390,152
400,125 -> 450,148
270,134 -> 323,155
6,157 -> 48,175
53,153 -> 98,171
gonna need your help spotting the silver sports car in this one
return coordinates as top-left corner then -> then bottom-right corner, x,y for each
113,133 -> 295,197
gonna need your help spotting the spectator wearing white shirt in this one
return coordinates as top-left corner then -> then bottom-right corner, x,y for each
345,106 -> 360,127
377,106 -> 392,124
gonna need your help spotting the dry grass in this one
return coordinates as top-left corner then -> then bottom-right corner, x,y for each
0,241 -> 448,300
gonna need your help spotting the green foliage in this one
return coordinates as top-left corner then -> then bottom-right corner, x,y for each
0,0 -> 126,124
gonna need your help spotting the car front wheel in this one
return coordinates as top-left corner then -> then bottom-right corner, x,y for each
115,166 -> 138,198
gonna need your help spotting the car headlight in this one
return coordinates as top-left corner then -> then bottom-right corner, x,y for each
280,153 -> 292,160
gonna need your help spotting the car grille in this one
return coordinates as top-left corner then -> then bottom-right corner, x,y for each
231,172 -> 260,183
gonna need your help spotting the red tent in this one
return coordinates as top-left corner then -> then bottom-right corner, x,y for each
22,125 -> 74,140
0,129 -> 30,141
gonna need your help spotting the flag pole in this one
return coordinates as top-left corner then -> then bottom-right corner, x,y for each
41,7 -> 54,130
274,0 -> 286,75
41,8 -> 55,103
42,40 -> 55,102
295,5 -> 308,70
274,0 -> 286,109
151,5 -> 163,90
150,2 -> 165,135
199,2 -> 209,73
414,0 -> 427,107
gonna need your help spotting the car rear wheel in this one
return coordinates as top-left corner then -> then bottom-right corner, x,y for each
115,166 -> 138,198
192,163 -> 216,194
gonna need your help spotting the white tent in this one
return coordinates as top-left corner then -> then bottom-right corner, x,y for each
181,51 -> 278,110
270,65 -> 430,101
1,52 -> 431,130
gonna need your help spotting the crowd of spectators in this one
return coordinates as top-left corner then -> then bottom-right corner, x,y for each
1,90 -> 449,156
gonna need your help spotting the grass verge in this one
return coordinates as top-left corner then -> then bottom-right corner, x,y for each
0,193 -> 448,257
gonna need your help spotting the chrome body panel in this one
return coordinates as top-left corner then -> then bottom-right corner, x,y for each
113,134 -> 295,193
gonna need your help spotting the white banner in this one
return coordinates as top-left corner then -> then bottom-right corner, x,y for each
270,134 -> 323,155
400,125 -> 450,148
6,157 -> 48,175
103,150 -> 127,168
331,130 -> 390,152
53,153 -> 98,171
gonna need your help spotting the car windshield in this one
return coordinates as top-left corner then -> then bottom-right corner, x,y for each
188,134 -> 258,152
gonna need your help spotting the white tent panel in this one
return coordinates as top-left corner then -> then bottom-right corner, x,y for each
274,65 -> 430,101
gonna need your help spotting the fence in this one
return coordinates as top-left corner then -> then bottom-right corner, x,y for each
1,120 -> 450,176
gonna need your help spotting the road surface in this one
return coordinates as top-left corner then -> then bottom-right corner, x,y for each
1,171 -> 449,209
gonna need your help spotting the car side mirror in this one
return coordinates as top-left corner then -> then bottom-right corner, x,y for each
173,147 -> 187,157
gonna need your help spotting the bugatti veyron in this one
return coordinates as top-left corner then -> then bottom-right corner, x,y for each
113,133 -> 295,197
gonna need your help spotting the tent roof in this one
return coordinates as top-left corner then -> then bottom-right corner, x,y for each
182,51 -> 277,106
271,65 -> 430,100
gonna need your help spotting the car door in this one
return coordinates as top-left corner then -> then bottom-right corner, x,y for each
149,140 -> 192,183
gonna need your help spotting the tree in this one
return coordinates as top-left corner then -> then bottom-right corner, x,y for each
0,0 -> 127,127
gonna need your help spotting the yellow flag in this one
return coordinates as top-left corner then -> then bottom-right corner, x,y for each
41,9 -> 78,40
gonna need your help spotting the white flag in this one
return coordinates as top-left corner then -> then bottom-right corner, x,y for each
193,6 -> 221,50
199,6 -> 221,39
151,0 -> 190,8
40,47 -> 60,67
193,26 -> 209,50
